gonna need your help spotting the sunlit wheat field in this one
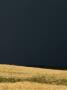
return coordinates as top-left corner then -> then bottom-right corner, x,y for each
0,64 -> 67,90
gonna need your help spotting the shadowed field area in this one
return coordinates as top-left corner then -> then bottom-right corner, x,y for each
0,64 -> 67,90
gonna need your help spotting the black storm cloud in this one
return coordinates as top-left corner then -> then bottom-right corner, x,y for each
0,0 -> 67,69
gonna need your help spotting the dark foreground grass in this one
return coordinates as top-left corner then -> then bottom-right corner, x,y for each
0,75 -> 67,85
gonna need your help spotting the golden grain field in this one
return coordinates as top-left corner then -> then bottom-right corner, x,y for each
0,64 -> 67,90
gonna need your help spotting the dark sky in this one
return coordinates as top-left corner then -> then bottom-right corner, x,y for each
0,0 -> 67,69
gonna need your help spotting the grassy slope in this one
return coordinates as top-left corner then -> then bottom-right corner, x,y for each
0,64 -> 67,90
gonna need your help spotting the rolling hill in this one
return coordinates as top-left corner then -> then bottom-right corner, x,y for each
0,64 -> 67,90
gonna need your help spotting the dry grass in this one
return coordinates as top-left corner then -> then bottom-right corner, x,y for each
0,82 -> 67,90
0,64 -> 67,90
